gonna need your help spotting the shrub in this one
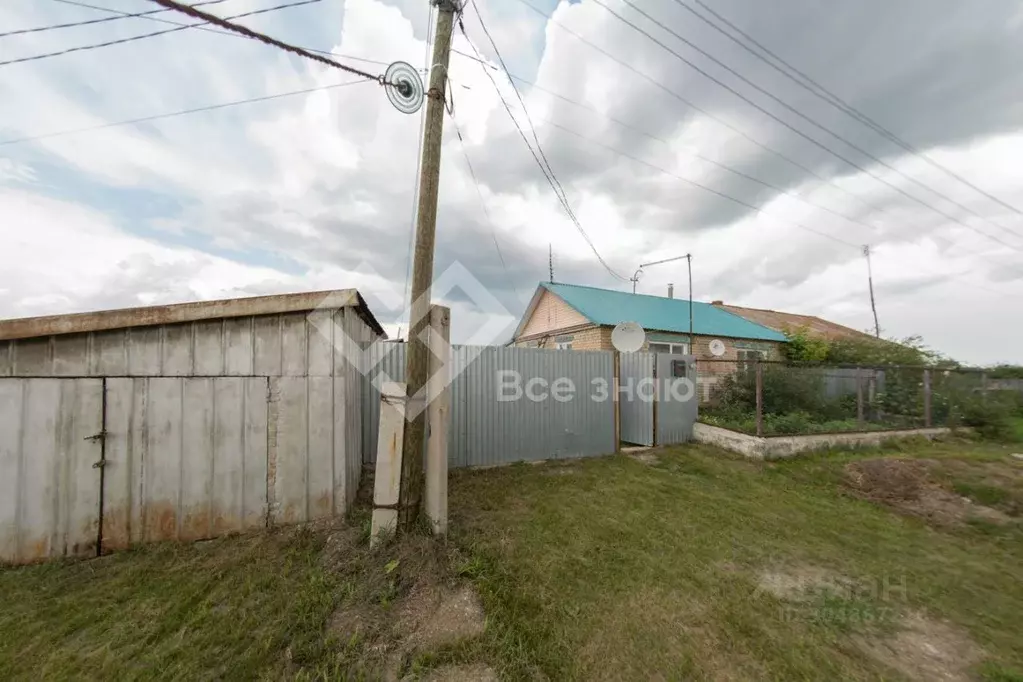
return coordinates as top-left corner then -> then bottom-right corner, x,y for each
959,396 -> 1016,441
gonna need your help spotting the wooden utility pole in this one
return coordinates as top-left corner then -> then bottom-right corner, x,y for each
863,245 -> 880,338
399,0 -> 456,532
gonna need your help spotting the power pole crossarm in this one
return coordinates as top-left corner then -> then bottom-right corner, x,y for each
399,0 -> 456,532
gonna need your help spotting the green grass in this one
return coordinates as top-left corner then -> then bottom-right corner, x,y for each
699,410 -> 915,436
2,438 -> 1022,680
449,438 -> 1023,680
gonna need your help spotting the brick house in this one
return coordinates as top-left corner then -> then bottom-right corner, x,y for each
511,283 -> 789,400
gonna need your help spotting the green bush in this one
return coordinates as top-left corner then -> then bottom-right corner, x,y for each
959,396 -> 1016,441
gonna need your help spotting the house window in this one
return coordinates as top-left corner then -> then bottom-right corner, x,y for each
737,349 -> 766,373
554,334 -> 574,350
649,342 -> 689,355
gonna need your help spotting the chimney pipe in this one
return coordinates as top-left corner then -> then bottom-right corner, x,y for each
668,283 -> 674,299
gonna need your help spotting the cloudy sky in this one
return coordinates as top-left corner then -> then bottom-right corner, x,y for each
1,0 -> 1022,364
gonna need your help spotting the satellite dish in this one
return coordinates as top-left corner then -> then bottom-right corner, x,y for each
709,339 -> 726,357
611,321 -> 646,353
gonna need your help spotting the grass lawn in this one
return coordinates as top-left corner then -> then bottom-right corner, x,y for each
1,437 -> 1021,680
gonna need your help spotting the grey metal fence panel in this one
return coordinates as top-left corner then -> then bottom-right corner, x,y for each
619,352 -> 654,446
655,354 -> 697,445
362,345 -> 615,467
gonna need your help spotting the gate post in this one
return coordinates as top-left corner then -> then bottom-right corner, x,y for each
425,305 -> 451,536
613,351 -> 621,452
755,362 -> 763,437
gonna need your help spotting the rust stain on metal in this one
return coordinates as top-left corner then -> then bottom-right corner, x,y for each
0,288 -> 387,341
101,506 -> 132,551
179,508 -> 212,542
314,491 -> 332,519
144,502 -> 179,541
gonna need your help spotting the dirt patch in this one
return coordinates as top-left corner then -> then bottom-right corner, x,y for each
629,452 -> 659,466
844,458 -> 1012,527
756,565 -> 857,602
413,663 -> 499,682
853,612 -> 983,681
402,584 -> 485,650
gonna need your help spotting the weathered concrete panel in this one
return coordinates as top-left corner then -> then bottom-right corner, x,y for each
253,316 -> 282,376
307,377 -> 334,521
242,378 -> 269,528
180,379 -> 214,540
0,378 -> 102,563
0,380 -> 24,560
93,330 -> 128,376
193,321 -> 225,376
0,342 -> 11,376
273,377 -> 307,524
102,378 -> 136,550
127,327 -> 162,376
306,310 -> 333,377
52,335 -> 88,376
281,313 -> 308,377
332,375 -> 347,515
13,337 -> 51,375
161,325 -> 193,376
223,318 -> 253,376
143,378 -> 183,541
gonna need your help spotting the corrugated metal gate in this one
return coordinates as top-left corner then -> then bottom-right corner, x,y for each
619,352 -> 654,446
362,345 -> 616,467
619,352 -> 697,446
655,354 -> 697,445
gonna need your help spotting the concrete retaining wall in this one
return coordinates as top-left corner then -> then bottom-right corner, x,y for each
693,422 -> 954,460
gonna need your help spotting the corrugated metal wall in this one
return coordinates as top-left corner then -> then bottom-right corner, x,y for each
363,345 -> 616,467
619,352 -> 655,446
0,307 -> 371,564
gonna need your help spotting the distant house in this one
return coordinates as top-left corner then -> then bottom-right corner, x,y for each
511,282 -> 789,399
710,301 -> 872,341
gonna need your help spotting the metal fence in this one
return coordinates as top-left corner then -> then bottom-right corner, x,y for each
362,344 -> 617,467
696,359 -> 1012,437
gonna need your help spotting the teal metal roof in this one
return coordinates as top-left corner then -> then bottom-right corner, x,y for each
541,282 -> 787,342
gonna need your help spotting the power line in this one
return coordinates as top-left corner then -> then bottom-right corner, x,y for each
541,117 -> 859,248
594,0 -> 1023,252
448,108 -> 523,303
511,73 -> 882,236
146,0 -> 383,81
508,0 -> 901,232
403,3 -> 434,317
461,9 -> 629,282
682,0 -> 1023,222
468,0 -> 569,212
0,0 -> 323,68
0,78 -> 374,146
0,0 -> 229,38
47,0 -> 391,67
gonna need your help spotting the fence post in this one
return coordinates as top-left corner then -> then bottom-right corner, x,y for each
856,367 -> 864,426
755,361 -> 763,437
923,369 -> 932,428
613,350 -> 621,452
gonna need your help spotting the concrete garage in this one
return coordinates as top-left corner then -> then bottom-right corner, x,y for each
0,290 -> 384,564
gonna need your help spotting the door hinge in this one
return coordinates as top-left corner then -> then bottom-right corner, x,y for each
85,430 -> 107,442
92,460 -> 107,469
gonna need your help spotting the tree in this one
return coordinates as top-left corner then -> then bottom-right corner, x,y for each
783,326 -> 830,363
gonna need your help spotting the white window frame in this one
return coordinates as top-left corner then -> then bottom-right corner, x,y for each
649,341 -> 690,355
554,334 -> 574,350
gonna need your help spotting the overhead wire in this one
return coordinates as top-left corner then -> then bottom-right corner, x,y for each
403,3 -> 435,318
507,0 -> 900,231
0,78 -> 375,147
448,108 -> 524,303
0,0 -> 323,68
462,7 -> 630,282
0,0 -> 229,37
45,0 -> 391,67
681,0 -> 1023,222
593,0 -> 1023,251
145,0 -> 383,81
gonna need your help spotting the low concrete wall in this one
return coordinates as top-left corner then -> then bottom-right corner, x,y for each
693,422 -> 954,460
